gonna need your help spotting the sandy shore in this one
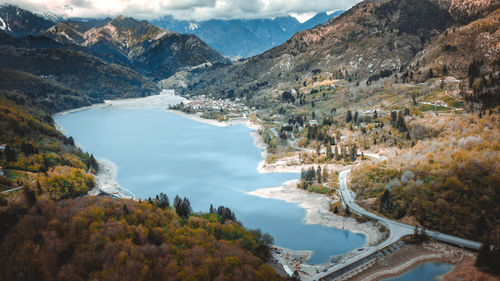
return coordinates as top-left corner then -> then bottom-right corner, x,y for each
57,94 -> 386,271
165,109 -> 262,130
88,159 -> 137,200
55,91 -> 186,200
248,180 -> 385,247
257,154 -> 351,174
169,107 -> 387,262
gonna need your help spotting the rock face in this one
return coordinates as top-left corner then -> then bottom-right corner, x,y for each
44,15 -> 228,80
175,0 -> 499,99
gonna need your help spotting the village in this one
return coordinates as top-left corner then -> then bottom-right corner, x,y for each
169,95 -> 252,121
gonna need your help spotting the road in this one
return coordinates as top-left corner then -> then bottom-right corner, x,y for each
306,154 -> 481,281
0,186 -> 23,194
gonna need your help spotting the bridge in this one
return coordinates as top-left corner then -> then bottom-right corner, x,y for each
305,159 -> 481,281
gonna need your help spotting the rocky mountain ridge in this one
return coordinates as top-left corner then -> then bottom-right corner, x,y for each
151,11 -> 343,58
171,0 -> 499,102
0,5 -> 229,80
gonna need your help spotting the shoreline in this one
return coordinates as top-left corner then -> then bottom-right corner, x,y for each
56,91 -> 186,200
88,159 -> 137,200
364,255 -> 447,281
354,242 -> 471,281
166,109 -> 385,249
247,180 -> 385,247
56,95 -> 386,271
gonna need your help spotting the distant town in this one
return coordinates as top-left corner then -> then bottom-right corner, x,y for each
169,95 -> 252,121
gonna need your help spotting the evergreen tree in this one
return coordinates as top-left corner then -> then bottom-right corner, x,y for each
158,193 -> 169,209
322,166 -> 328,182
22,187 -> 37,208
427,68 -> 434,79
391,111 -> 397,125
316,166 -> 322,183
380,189 -> 392,213
326,141 -> 332,160
123,204 -> 130,215
353,111 -> 358,124
341,144 -> 347,161
173,195 -> 181,212
87,154 -> 99,172
217,206 -> 236,222
346,110 -> 352,123
334,145 -> 340,161
476,242 -> 500,274
4,146 -> 16,162
36,181 -> 42,194
396,112 -> 407,132
175,197 -> 192,218
350,143 -> 357,162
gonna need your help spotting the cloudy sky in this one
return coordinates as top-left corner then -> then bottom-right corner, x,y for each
1,0 -> 361,21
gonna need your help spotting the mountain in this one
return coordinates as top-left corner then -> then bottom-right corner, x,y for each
410,7 -> 500,81
0,4 -> 63,37
150,11 -> 343,58
299,11 -> 344,31
0,31 -> 159,112
44,15 -> 228,80
170,0 -> 499,100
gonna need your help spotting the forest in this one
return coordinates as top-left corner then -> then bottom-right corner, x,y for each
350,112 -> 499,252
0,196 -> 282,281
0,93 -> 286,280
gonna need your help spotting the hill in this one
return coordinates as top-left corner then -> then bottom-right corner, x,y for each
44,15 -> 228,80
0,32 -> 159,107
170,0 -> 498,104
0,195 -> 281,281
0,4 -> 62,37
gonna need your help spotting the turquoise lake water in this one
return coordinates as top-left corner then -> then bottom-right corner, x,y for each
55,106 -> 365,264
55,105 -> 456,280
384,262 -> 453,281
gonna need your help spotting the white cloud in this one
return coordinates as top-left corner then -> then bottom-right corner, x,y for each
1,0 -> 361,20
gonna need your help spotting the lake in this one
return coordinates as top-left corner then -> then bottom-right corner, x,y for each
55,103 -> 365,264
384,262 -> 453,281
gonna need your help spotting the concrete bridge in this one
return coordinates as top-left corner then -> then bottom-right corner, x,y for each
305,164 -> 481,281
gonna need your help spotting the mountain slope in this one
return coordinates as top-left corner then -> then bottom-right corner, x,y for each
410,7 -> 500,80
44,15 -> 228,80
0,31 -> 159,110
0,4 -> 61,37
151,12 -> 342,58
174,0 -> 498,101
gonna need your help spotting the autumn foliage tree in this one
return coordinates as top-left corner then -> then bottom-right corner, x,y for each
0,197 -> 283,281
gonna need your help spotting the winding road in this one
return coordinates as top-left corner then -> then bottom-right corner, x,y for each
0,186 -> 23,194
306,153 -> 481,281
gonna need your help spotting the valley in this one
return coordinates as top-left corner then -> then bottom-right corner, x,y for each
0,0 -> 499,280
